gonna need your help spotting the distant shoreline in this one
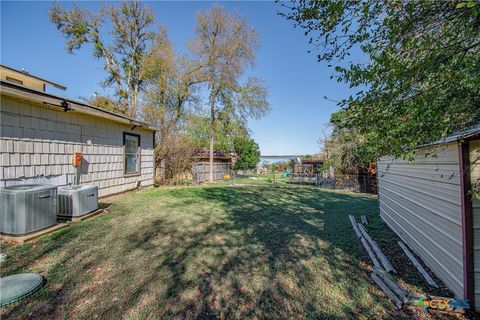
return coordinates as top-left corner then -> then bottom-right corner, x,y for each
259,155 -> 297,164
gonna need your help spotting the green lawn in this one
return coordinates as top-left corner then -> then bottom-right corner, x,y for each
229,172 -> 289,185
1,185 -> 454,319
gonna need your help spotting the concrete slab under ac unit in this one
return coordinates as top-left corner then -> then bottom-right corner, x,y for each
57,208 -> 104,222
0,223 -> 69,244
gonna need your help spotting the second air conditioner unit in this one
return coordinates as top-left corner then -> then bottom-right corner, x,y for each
57,185 -> 98,218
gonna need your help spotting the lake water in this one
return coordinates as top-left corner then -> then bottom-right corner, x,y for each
259,155 -> 297,165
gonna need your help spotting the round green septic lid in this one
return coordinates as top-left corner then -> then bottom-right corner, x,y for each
0,273 -> 43,307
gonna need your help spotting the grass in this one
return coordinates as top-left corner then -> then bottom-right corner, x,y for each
0,185 -> 458,319
226,172 -> 290,185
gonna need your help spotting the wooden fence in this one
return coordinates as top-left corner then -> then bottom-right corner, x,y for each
192,162 -> 231,184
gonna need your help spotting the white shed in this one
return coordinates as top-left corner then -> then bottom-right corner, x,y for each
377,125 -> 480,309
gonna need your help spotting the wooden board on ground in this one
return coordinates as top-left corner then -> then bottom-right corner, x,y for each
398,241 -> 438,288
358,224 -> 395,273
349,215 -> 361,238
374,267 -> 408,300
57,209 -> 104,222
361,237 -> 383,270
0,223 -> 68,244
371,272 -> 403,308
361,215 -> 368,225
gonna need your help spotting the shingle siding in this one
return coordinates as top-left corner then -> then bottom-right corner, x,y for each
0,95 -> 154,197
377,143 -> 464,299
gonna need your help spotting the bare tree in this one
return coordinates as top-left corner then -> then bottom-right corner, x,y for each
162,134 -> 195,185
141,29 -> 204,183
50,1 -> 155,118
190,5 -> 270,182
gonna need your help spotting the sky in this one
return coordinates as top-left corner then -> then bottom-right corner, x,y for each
1,1 -> 355,156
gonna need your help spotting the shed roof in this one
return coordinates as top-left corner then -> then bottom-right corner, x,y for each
421,124 -> 480,148
192,148 -> 236,160
301,158 -> 324,165
0,80 -> 157,131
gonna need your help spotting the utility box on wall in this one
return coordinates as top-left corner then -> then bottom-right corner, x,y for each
72,152 -> 82,167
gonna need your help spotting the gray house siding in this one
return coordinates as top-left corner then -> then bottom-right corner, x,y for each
377,143 -> 464,298
0,95 -> 154,197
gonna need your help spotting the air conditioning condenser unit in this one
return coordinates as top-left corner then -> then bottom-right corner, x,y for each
0,184 -> 57,235
57,185 -> 98,218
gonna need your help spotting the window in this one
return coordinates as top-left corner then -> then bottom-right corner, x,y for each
6,76 -> 23,85
123,132 -> 141,175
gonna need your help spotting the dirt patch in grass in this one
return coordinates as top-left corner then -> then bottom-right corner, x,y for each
0,185 -> 470,319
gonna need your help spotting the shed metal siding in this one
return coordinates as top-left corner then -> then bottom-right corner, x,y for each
470,140 -> 480,308
377,143 -> 463,298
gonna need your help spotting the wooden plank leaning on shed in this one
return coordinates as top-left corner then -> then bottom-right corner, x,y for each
398,241 -> 438,288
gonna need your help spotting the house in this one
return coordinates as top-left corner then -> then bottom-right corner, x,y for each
0,64 -> 67,92
191,148 -> 236,183
377,125 -> 480,310
0,65 -> 156,197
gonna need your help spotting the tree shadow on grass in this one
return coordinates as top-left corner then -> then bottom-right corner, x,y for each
115,186 -> 396,319
186,186 -> 390,319
2,185 -> 416,319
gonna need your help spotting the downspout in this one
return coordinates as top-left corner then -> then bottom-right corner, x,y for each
459,140 -> 474,307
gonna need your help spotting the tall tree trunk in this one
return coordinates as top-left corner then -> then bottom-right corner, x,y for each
130,89 -> 137,119
209,96 -> 216,182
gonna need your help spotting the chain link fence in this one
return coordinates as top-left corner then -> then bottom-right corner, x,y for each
225,170 -> 377,194
190,164 -> 377,194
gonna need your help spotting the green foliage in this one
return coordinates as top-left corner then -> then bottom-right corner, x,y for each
233,137 -> 261,170
264,161 -> 292,172
185,113 -> 248,152
83,94 -> 127,115
280,1 -> 480,161
50,1 -> 155,117
322,128 -> 377,173
191,5 -> 270,180
51,2 -> 269,178
141,28 -> 206,168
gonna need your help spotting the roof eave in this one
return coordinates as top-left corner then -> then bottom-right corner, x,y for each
416,124 -> 480,149
0,64 -> 67,90
0,80 -> 158,131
